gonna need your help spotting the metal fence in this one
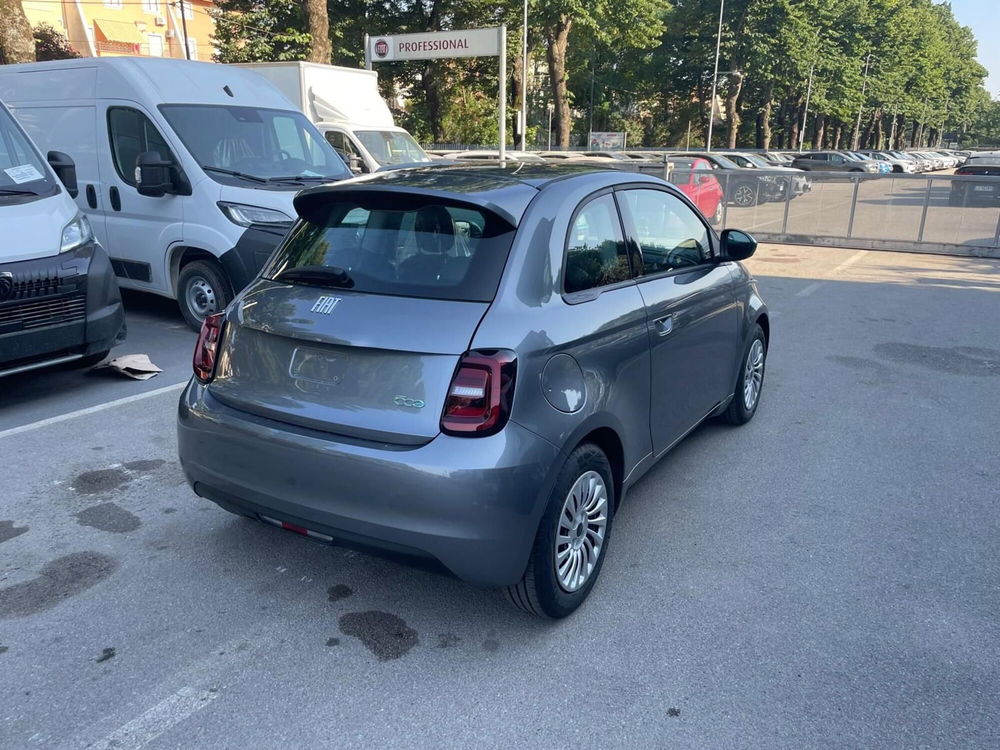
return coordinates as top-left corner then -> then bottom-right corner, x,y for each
636,166 -> 1000,257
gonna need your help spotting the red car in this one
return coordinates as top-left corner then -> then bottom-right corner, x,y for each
666,157 -> 724,225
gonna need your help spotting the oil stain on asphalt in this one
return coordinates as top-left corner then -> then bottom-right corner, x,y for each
339,611 -> 418,661
327,584 -> 353,602
0,552 -> 117,619
95,647 -> 116,663
75,503 -> 141,533
874,343 -> 999,376
72,459 -> 168,496
0,520 -> 28,544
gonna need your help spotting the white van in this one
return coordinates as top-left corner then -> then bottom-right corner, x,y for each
0,57 -> 351,329
235,62 -> 431,175
0,99 -> 124,377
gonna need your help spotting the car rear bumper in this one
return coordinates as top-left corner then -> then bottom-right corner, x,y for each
0,242 -> 124,376
177,381 -> 561,586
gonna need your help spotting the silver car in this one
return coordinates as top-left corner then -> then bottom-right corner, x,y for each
177,165 -> 770,618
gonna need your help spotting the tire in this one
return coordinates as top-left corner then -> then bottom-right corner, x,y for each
948,190 -> 964,207
709,200 -> 723,225
723,323 -> 766,426
177,260 -> 231,331
732,182 -> 758,207
505,443 -> 615,619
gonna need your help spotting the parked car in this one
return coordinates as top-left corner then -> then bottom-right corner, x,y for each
623,151 -> 664,161
0,99 -> 124,377
0,57 -> 351,330
887,150 -> 928,172
717,151 -> 812,197
858,150 -> 916,173
667,151 -> 783,206
451,150 -> 546,163
844,151 -> 891,173
177,164 -> 769,618
791,151 -> 880,173
664,157 -> 724,224
949,155 -> 1000,206
758,151 -> 796,166
580,151 -> 632,160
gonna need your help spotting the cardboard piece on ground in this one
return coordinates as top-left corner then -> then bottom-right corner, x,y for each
97,354 -> 162,381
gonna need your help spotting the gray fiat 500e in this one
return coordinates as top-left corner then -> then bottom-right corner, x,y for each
177,164 -> 769,618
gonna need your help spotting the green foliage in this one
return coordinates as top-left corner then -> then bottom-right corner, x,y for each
209,0 -> 993,148
33,24 -> 80,61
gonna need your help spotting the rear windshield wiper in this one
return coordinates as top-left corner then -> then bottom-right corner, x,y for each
201,166 -> 267,184
274,265 -> 355,289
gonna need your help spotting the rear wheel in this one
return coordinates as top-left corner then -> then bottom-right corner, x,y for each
505,443 -> 614,619
948,189 -> 964,207
732,182 -> 758,207
178,260 -> 231,331
723,323 -> 766,426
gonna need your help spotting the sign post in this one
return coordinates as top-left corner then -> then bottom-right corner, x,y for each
365,27 -> 508,160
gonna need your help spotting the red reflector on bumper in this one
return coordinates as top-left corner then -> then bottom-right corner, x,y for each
281,521 -> 309,535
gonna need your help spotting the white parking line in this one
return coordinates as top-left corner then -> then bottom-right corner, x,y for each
85,687 -> 219,750
795,250 -> 867,297
0,381 -> 187,441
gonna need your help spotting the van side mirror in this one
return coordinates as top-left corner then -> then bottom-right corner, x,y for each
348,154 -> 368,175
719,229 -> 757,261
136,150 -> 174,197
47,151 -> 78,198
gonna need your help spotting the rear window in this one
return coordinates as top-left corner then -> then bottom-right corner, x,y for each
263,198 -> 516,303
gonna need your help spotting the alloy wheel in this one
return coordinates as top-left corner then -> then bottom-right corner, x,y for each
555,470 -> 608,593
743,338 -> 765,411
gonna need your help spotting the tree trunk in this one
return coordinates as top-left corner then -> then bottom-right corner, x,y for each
421,63 -> 443,143
545,16 -> 573,148
0,0 -> 35,64
789,104 -> 801,151
759,86 -> 773,149
872,108 -> 883,149
304,0 -> 330,63
832,122 -> 843,149
812,114 -> 826,151
724,70 -> 744,149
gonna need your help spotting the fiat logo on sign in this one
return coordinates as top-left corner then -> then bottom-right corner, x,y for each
374,39 -> 389,58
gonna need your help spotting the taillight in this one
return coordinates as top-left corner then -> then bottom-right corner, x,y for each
441,350 -> 517,436
193,312 -> 225,384
955,168 -> 971,176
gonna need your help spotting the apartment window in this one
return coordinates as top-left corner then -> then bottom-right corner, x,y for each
179,0 -> 194,20
104,0 -> 123,8
142,0 -> 159,13
147,34 -> 163,57
186,36 -> 198,60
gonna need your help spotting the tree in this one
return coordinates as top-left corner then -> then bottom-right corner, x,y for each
304,0 -> 331,62
34,24 -> 80,62
0,0 -> 35,64
212,0 -> 311,63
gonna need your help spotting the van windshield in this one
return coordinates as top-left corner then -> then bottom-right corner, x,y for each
0,104 -> 55,197
160,104 -> 350,183
355,130 -> 430,166
263,197 -> 516,303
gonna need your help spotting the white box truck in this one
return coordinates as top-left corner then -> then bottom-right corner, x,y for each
234,62 -> 431,174
0,57 -> 352,329
0,98 -> 125,376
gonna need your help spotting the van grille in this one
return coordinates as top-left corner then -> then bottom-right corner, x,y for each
0,293 -> 87,330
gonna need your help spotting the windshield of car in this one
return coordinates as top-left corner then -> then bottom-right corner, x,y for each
263,198 -> 516,303
665,159 -> 696,183
160,104 -> 350,182
737,153 -> 772,168
0,104 -> 55,196
355,130 -> 430,166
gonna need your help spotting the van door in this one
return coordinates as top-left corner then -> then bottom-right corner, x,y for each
617,187 -> 740,454
96,102 -> 184,292
323,128 -> 370,174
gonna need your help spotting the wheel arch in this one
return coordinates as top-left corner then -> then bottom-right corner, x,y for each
578,426 -> 625,513
169,246 -> 227,298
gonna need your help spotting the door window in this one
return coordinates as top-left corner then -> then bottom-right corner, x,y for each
830,154 -> 845,164
563,193 -> 631,294
619,189 -> 712,274
325,130 -> 363,166
811,153 -> 828,161
107,107 -> 176,186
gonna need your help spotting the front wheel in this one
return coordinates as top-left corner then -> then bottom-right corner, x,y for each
732,182 -> 759,207
709,200 -> 723,225
505,443 -> 614,619
177,260 -> 231,331
723,323 -> 766,425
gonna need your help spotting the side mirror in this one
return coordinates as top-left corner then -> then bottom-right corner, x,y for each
136,150 -> 174,197
47,151 -> 78,198
348,154 -> 366,175
720,229 -> 757,261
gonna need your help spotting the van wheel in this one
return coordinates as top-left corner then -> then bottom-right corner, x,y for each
504,443 -> 614,619
178,260 -> 231,331
723,323 -> 766,426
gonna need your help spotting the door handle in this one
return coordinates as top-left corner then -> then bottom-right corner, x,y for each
85,184 -> 97,209
654,314 -> 673,336
109,186 -> 121,212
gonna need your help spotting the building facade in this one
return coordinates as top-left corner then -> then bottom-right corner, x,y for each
22,0 -> 216,61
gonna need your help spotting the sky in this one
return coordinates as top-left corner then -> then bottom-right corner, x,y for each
947,0 -> 1000,97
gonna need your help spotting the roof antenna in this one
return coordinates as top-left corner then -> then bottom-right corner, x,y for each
223,85 -> 234,98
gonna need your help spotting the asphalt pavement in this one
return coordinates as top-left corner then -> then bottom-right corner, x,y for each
2,245 -> 999,748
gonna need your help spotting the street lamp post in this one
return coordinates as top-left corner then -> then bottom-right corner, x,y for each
706,0 -> 725,152
799,61 -> 815,153
177,0 -> 190,60
852,52 -> 873,150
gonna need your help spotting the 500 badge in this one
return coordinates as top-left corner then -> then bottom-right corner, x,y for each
393,395 -> 426,409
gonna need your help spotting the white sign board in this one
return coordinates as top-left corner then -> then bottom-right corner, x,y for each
368,28 -> 502,62
589,132 -> 628,150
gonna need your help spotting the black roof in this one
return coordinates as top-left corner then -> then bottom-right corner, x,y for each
294,163 -> 627,225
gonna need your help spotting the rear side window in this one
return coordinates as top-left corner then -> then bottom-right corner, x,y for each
264,197 -> 515,303
108,107 -> 176,186
563,194 -> 631,294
